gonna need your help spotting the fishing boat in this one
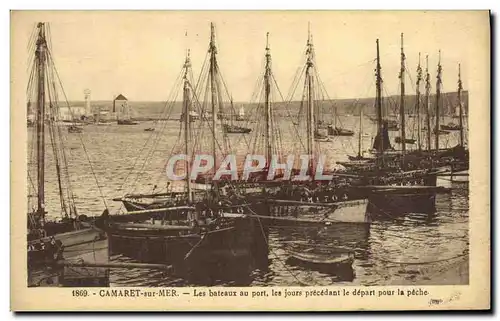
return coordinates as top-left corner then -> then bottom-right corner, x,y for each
222,97 -> 252,134
326,103 -> 353,136
236,105 -> 246,121
107,24 -> 269,276
26,23 -> 105,270
238,28 -> 372,223
192,30 -> 373,229
347,108 -> 371,160
337,35 -> 446,216
117,119 -> 138,125
96,206 -> 259,266
144,128 -> 155,132
223,123 -> 252,134
327,126 -> 354,136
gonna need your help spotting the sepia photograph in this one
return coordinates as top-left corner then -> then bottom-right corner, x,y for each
10,9 -> 490,311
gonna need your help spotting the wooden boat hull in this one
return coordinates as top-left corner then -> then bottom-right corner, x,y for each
285,247 -> 355,275
286,254 -> 354,274
117,120 -> 138,125
223,124 -> 252,134
368,188 -> 438,217
262,198 -> 370,227
107,215 -> 265,281
440,124 -> 462,131
327,127 -> 355,136
121,199 -> 168,212
395,137 -> 416,144
28,227 -> 105,269
68,126 -> 83,133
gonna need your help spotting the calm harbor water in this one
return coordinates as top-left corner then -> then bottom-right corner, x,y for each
27,115 -> 469,286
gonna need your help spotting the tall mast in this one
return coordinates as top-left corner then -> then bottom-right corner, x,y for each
306,25 -> 315,169
458,63 -> 464,148
209,22 -> 218,186
425,55 -> 431,151
375,39 -> 384,155
183,50 -> 193,203
399,33 -> 406,164
35,23 -> 47,220
416,53 -> 423,150
264,32 -> 273,166
435,50 -> 442,151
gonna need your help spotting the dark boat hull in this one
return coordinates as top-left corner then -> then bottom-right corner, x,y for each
117,120 -> 138,125
440,124 -> 462,131
28,228 -> 104,269
368,188 -> 438,217
106,216 -> 265,280
68,126 -> 83,133
223,124 -> 252,134
395,137 -> 416,144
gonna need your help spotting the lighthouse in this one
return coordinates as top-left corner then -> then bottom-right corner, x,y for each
84,89 -> 91,116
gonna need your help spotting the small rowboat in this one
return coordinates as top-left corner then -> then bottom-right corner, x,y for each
284,241 -> 355,274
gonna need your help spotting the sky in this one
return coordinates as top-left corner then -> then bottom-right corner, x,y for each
11,11 -> 489,102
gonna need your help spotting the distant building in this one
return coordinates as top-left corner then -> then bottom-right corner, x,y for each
58,106 -> 86,121
113,94 -> 130,121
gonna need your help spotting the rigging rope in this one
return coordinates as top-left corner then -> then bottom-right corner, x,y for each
46,49 -> 109,211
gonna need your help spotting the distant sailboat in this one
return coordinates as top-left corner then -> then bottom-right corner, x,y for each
223,124 -> 252,134
236,105 -> 245,121
223,100 -> 252,134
